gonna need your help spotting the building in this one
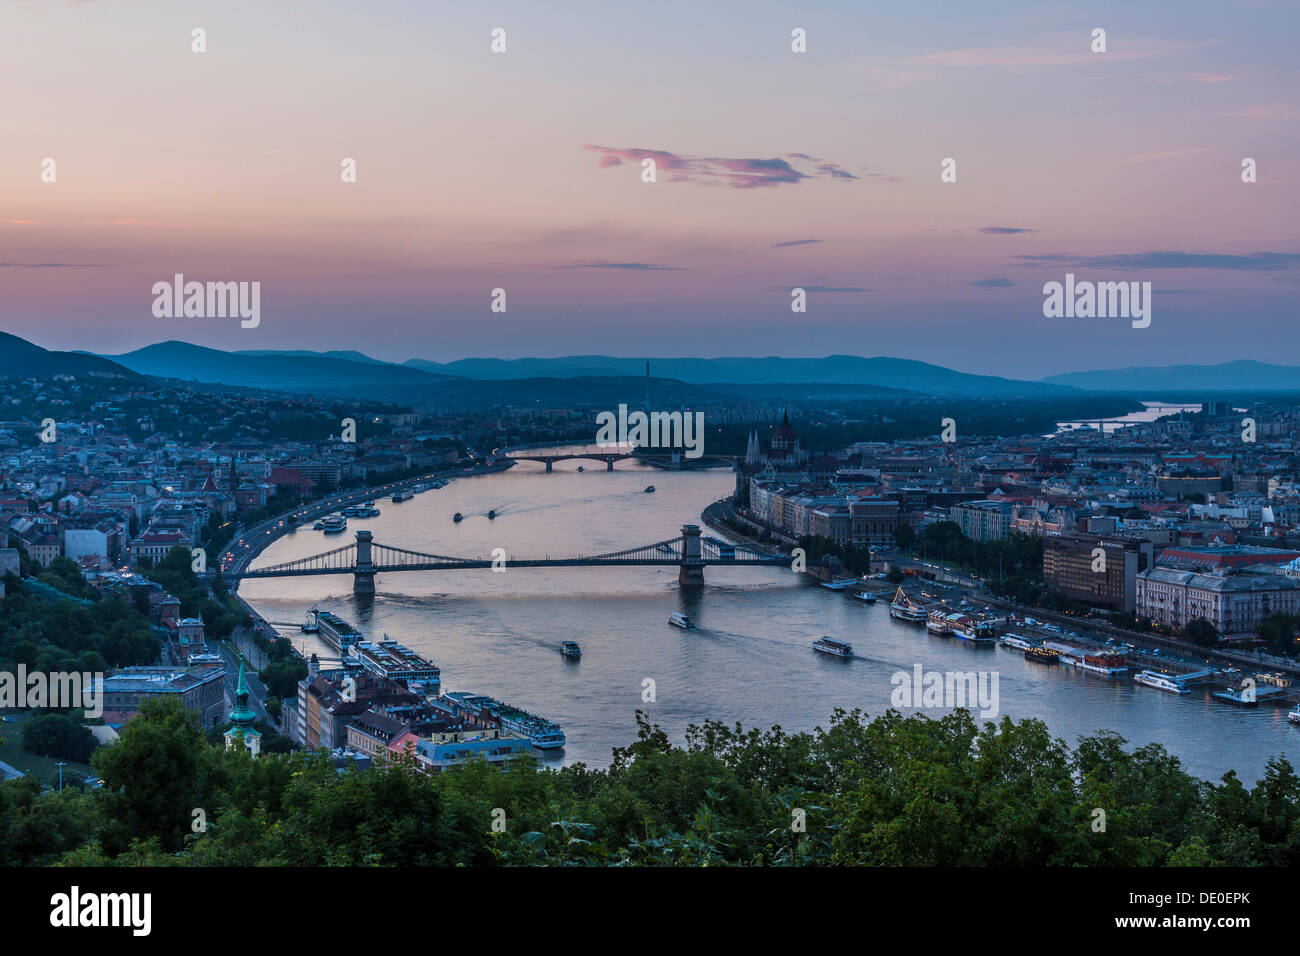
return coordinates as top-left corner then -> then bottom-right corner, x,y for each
1042,531 -> 1154,612
949,500 -> 1018,543
1136,567 -> 1300,634
100,662 -> 226,728
849,496 -> 900,547
412,730 -> 532,773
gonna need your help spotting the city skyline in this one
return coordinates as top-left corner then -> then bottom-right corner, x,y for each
3,0 -> 1297,377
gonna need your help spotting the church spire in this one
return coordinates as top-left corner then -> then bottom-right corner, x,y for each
224,662 -> 262,755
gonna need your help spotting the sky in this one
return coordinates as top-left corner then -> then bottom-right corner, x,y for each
2,0 -> 1297,378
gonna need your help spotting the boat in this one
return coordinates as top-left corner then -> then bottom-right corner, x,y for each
561,640 -> 582,659
342,502 -> 380,517
668,612 -> 694,629
453,513 -> 464,522
820,578 -> 857,591
889,587 -> 928,623
1080,652 -> 1128,675
1213,686 -> 1260,707
927,609 -> 956,635
443,693 -> 566,750
1289,706 -> 1300,725
487,509 -> 497,519
391,489 -> 414,503
305,608 -> 364,652
577,466 -> 584,472
953,617 -> 999,643
852,590 -> 877,603
1134,670 -> 1190,694
312,518 -> 326,530
1025,646 -> 1059,664
1042,641 -> 1085,666
301,606 -> 320,632
813,636 -> 853,658
319,513 -> 347,534
411,483 -> 427,493
1000,633 -> 1035,651
644,485 -> 655,493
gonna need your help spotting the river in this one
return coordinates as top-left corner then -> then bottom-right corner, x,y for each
241,451 -> 1295,783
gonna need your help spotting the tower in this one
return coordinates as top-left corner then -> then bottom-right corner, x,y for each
224,663 -> 262,756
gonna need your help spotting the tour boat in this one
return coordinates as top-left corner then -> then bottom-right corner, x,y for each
391,489 -> 414,502
301,606 -> 320,632
319,513 -> 347,534
1134,670 -> 1189,694
1000,633 -> 1036,651
852,590 -> 877,603
927,609 -> 956,635
668,612 -> 693,629
812,636 -> 853,658
561,640 -> 582,659
1288,706 -> 1300,725
889,587 -> 928,623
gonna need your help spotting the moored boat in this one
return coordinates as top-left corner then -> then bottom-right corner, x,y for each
319,513 -> 347,534
1134,670 -> 1190,693
889,587 -> 928,623
1000,633 -> 1035,651
1025,645 -> 1059,664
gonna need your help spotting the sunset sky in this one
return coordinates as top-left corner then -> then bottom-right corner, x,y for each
2,0 -> 1297,377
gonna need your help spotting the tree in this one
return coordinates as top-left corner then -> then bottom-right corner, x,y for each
21,713 -> 97,764
91,695 -> 215,854
1183,617 -> 1218,647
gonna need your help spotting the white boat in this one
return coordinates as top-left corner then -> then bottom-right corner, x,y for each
319,514 -> 347,534
1289,707 -> 1300,725
813,636 -> 853,658
668,612 -> 694,629
301,606 -> 320,632
852,590 -> 877,603
1134,670 -> 1190,694
889,587 -> 928,623
1000,633 -> 1036,651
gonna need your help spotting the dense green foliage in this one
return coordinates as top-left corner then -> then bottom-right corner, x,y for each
2,697 -> 1299,866
0,575 -> 157,674
20,713 -> 97,764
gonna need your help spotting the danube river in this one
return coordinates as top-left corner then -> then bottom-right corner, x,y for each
242,455 -> 1295,782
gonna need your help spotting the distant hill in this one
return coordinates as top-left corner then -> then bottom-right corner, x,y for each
1042,360 -> 1300,392
236,348 -> 390,366
0,331 -> 140,380
103,341 -> 454,390
405,354 -> 1070,397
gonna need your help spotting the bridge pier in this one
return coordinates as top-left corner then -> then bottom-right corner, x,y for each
545,459 -> 553,472
678,523 -> 705,587
353,530 -> 376,594
606,458 -> 614,471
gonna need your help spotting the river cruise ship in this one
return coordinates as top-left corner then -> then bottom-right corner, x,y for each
304,608 -> 364,652
319,513 -> 347,533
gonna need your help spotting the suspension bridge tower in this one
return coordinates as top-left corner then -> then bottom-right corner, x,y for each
354,529 -> 376,594
679,523 -> 705,587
